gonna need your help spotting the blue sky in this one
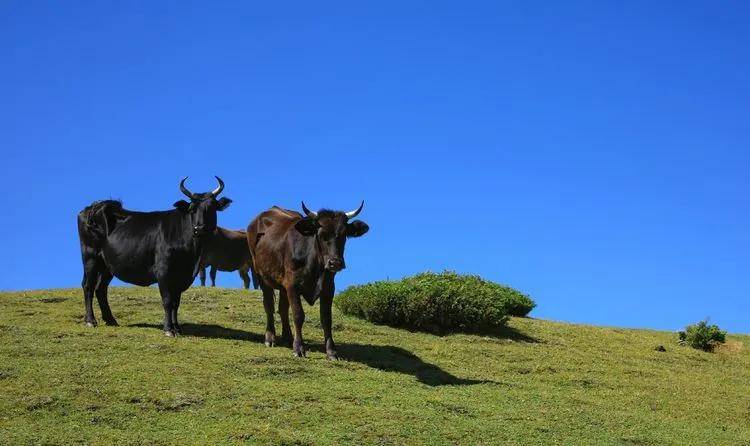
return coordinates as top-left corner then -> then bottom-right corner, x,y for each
1,2 -> 748,332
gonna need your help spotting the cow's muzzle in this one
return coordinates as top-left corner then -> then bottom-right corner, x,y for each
325,258 -> 345,272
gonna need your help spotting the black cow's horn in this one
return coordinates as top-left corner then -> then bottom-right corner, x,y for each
179,177 -> 193,198
345,201 -> 364,219
301,201 -> 318,218
211,176 -> 225,197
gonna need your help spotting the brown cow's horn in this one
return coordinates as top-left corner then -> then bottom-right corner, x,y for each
345,201 -> 364,219
179,177 -> 193,198
301,201 -> 318,218
211,176 -> 225,197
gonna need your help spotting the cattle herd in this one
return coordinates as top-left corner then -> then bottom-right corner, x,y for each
77,177 -> 369,359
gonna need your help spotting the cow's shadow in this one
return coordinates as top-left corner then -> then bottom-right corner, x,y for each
127,322 -> 492,387
332,343 -> 494,386
128,322 -> 265,343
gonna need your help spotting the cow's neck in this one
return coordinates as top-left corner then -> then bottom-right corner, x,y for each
297,236 -> 333,305
176,211 -> 204,277
312,270 -> 335,300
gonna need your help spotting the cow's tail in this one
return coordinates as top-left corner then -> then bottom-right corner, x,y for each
248,259 -> 260,290
245,223 -> 262,290
78,200 -> 124,249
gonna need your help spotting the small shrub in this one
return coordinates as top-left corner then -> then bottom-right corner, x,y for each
678,320 -> 726,352
335,271 -> 535,335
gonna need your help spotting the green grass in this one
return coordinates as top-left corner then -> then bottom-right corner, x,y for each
0,287 -> 748,445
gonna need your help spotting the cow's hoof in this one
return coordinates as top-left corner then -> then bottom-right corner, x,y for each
85,321 -> 97,328
264,332 -> 276,347
164,330 -> 176,337
326,352 -> 339,361
293,344 -> 307,358
104,319 -> 119,327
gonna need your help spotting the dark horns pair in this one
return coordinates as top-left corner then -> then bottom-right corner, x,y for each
179,176 -> 224,198
301,201 -> 364,219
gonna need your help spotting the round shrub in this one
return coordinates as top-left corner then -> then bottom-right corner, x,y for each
678,320 -> 726,352
335,271 -> 535,335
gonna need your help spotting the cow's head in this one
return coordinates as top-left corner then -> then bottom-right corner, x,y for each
295,201 -> 369,272
173,176 -> 232,237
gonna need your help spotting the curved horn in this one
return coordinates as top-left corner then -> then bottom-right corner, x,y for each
301,201 -> 318,218
345,200 -> 364,219
179,177 -> 193,198
211,176 -> 225,197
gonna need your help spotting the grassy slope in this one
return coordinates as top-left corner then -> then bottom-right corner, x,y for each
0,287 -> 748,446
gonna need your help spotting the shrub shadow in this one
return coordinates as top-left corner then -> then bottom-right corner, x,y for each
484,325 -> 540,343
372,323 -> 540,344
129,323 -> 265,343
335,343 -> 494,387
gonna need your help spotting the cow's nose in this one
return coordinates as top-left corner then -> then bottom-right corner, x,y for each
326,258 -> 345,271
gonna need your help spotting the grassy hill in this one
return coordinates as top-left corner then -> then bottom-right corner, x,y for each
0,287 -> 748,445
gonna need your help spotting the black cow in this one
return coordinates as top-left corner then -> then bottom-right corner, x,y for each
198,227 -> 252,289
77,177 -> 232,336
246,202 -> 369,359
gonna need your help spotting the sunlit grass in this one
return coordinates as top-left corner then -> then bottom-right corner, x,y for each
0,287 -> 748,445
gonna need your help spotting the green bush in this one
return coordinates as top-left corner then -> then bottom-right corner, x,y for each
678,320 -> 726,352
335,271 -> 535,335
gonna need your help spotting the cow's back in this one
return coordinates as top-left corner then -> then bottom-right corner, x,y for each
99,208 -> 192,288
246,206 -> 301,287
247,207 -> 300,244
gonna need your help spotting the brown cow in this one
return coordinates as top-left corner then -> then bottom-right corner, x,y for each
246,202 -> 369,359
198,227 -> 252,289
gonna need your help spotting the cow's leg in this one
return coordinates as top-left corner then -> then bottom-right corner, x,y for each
158,282 -> 176,337
286,287 -> 306,358
94,266 -> 118,326
210,266 -> 217,287
277,288 -> 292,346
320,291 -> 337,360
239,269 -> 251,290
199,267 -> 206,287
261,285 -> 276,347
81,254 -> 99,327
171,292 -> 182,335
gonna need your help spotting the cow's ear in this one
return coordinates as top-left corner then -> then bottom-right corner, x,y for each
294,218 -> 318,236
173,200 -> 191,212
216,197 -> 232,211
346,220 -> 369,237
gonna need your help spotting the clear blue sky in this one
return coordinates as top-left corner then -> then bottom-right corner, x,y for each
1,2 -> 748,333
